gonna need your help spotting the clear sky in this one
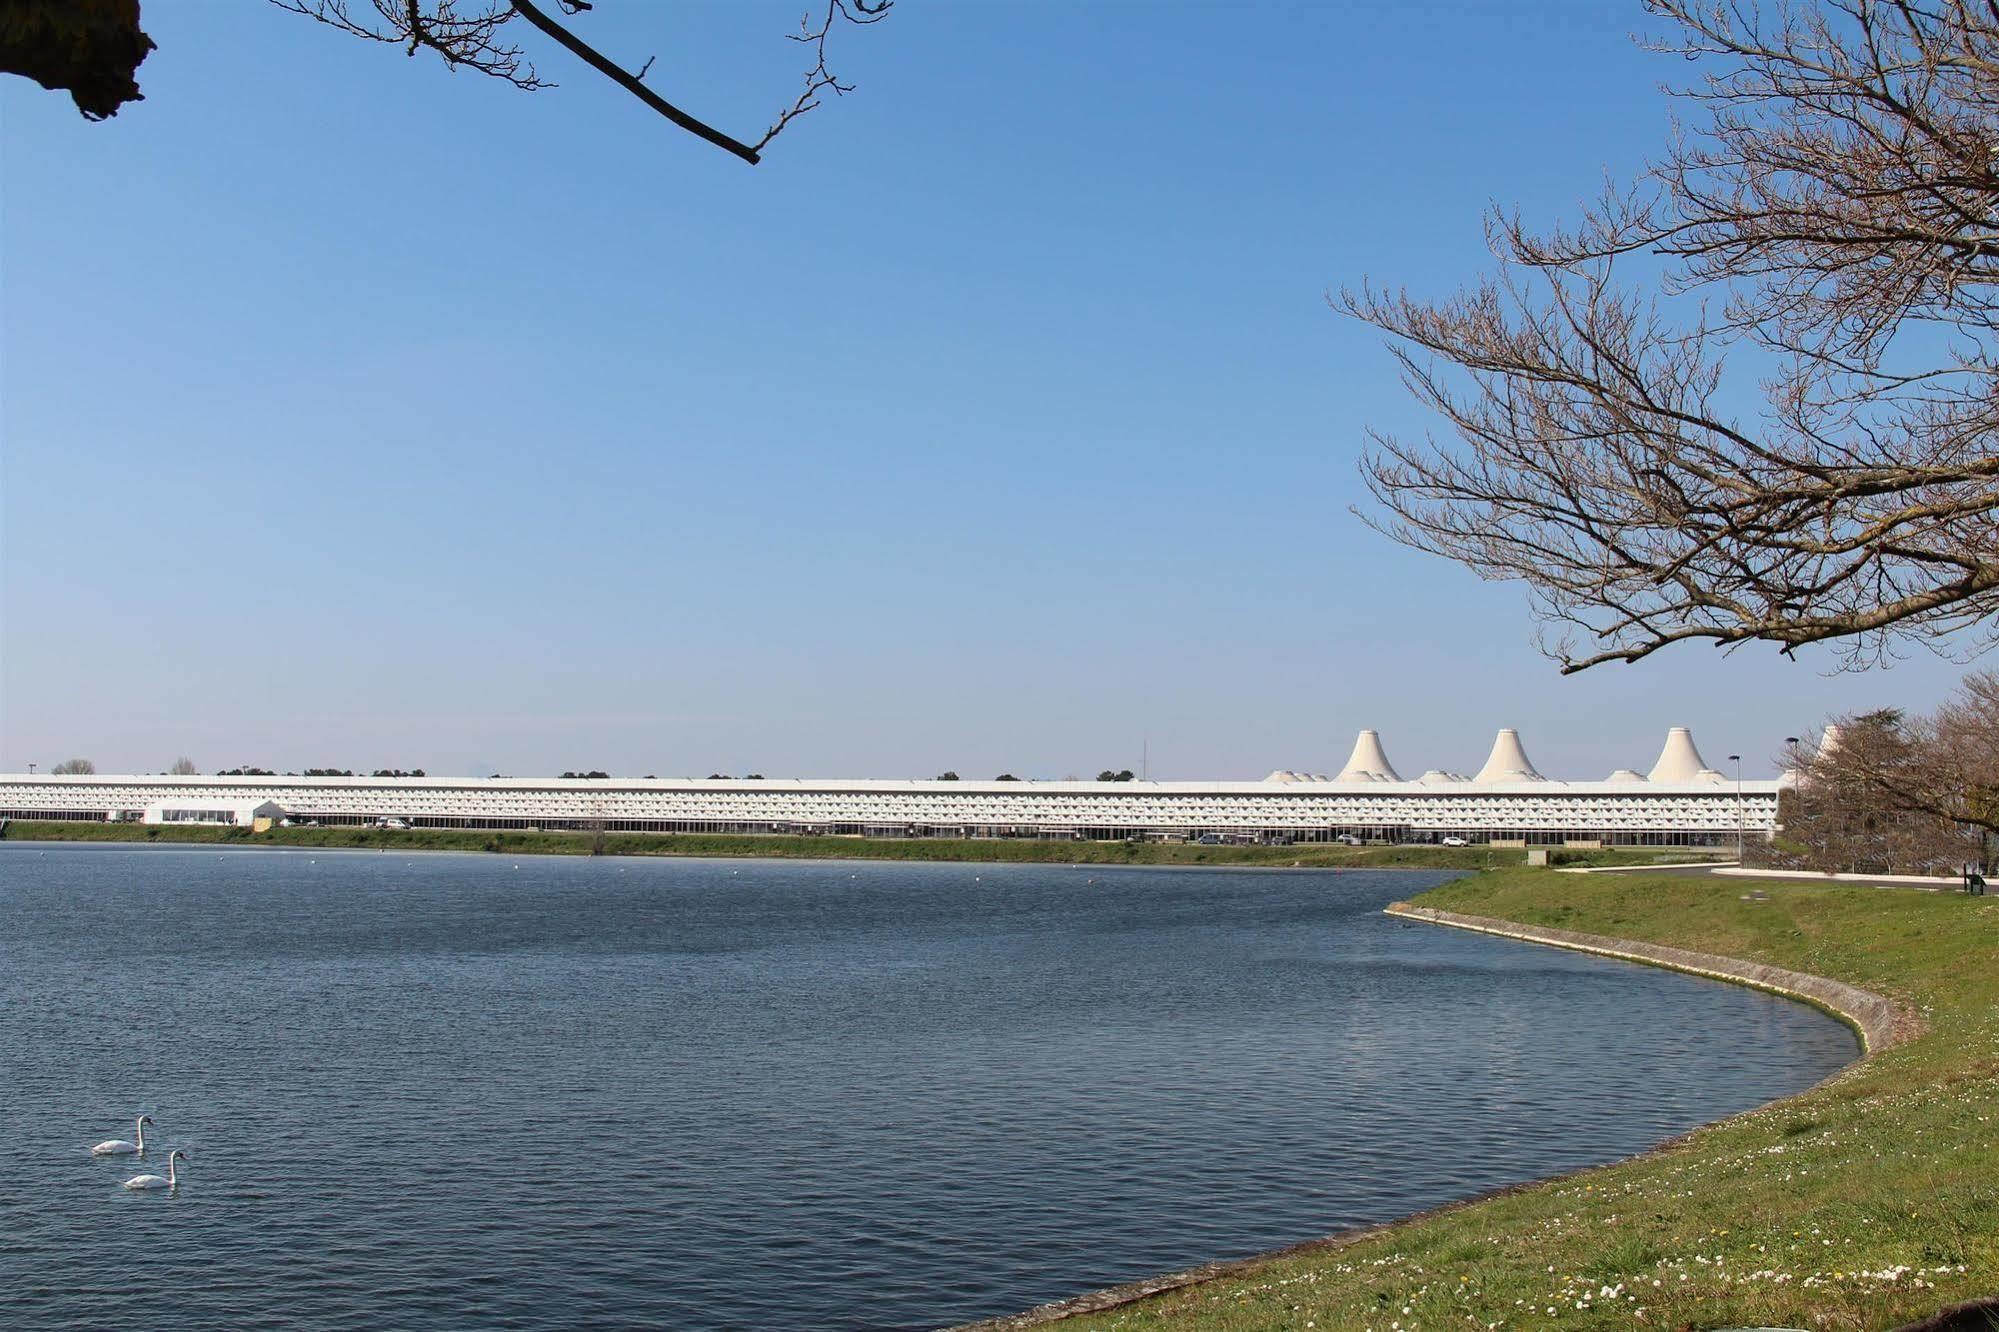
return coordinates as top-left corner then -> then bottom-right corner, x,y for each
0,1 -> 1975,782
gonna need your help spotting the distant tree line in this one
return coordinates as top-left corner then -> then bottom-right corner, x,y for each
36,761 -> 1148,787
913,771 -> 1135,782
913,770 -> 1139,781
43,761 -> 441,778
191,766 -> 427,777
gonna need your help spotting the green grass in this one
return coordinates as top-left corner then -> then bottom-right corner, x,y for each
1056,868 -> 1999,1331
0,819 -> 1705,870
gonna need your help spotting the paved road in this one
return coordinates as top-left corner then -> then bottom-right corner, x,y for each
1582,862 -> 1966,893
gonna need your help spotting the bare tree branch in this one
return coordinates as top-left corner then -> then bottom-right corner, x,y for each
270,0 -> 549,87
16,1 -> 890,157
266,0 -> 889,164
506,0 -> 763,162
754,0 -> 892,155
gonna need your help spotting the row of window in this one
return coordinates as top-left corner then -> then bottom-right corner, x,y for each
0,786 -> 1778,831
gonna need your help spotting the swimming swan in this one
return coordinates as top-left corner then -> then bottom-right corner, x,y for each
91,1115 -> 153,1156
123,1149 -> 186,1191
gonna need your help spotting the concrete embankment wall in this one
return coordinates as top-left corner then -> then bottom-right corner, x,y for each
1385,903 -> 1908,1053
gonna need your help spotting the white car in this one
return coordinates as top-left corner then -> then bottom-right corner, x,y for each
1441,836 -> 1469,847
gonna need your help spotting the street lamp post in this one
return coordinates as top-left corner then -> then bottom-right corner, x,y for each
1728,753 -> 1744,863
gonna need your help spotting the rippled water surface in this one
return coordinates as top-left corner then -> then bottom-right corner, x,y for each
0,844 -> 1855,1328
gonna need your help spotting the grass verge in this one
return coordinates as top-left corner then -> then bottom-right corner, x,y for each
1046,867 -> 1999,1331
0,820 -> 1695,871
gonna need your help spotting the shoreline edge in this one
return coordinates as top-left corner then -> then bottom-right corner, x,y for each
950,896 -> 1912,1331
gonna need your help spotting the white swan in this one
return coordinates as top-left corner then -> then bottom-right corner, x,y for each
123,1149 -> 186,1191
91,1115 -> 153,1156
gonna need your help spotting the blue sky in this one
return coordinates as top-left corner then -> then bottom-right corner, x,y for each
0,1 -> 1974,781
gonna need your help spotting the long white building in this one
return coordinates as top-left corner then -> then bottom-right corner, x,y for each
0,728 -> 1779,847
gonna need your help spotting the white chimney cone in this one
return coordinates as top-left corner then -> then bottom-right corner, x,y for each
1474,728 -> 1541,783
1336,729 -> 1401,782
1646,727 -> 1709,782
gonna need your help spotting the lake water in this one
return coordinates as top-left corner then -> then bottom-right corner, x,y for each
0,844 -> 1855,1329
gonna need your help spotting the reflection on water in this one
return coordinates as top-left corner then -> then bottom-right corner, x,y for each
0,845 -> 1855,1330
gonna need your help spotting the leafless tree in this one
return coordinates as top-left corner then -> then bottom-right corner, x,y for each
269,0 -> 891,162
1774,711 -> 1955,871
50,758 -> 97,775
1789,670 -> 1999,837
169,756 -> 200,775
1343,0 -> 1999,674
1775,670 -> 1999,870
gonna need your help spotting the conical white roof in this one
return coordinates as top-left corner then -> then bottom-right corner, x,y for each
1473,729 -> 1541,783
1336,729 -> 1401,782
1783,725 -> 1842,788
1647,727 -> 1709,782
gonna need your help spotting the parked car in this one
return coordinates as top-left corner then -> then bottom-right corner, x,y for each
1441,835 -> 1469,847
1335,833 -> 1363,846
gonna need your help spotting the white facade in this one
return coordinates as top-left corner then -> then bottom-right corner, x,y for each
0,730 -> 1779,846
140,798 -> 284,827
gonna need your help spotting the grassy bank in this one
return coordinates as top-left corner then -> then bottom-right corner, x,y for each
0,820 -> 1699,871
1052,868 -> 1999,1331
